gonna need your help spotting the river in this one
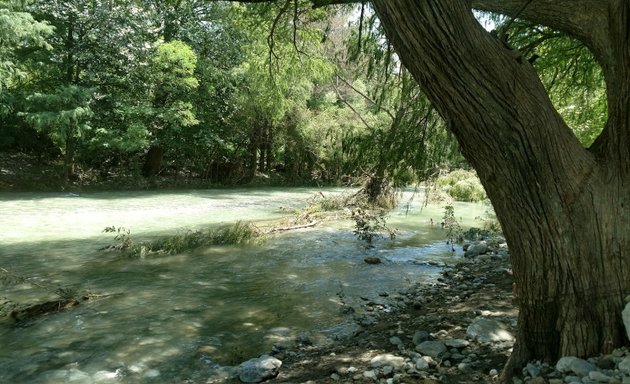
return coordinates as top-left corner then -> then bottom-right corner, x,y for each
0,187 -> 487,383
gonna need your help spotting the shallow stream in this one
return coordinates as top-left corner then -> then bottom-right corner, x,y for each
0,188 -> 487,383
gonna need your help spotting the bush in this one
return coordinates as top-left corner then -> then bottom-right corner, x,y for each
435,169 -> 487,202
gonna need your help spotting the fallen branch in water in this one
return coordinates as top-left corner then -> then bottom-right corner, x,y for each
269,220 -> 318,233
3,292 -> 120,323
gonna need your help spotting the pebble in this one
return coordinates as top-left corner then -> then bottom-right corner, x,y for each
389,336 -> 403,347
444,339 -> 470,348
588,370 -> 615,382
412,330 -> 430,345
363,370 -> 377,379
525,362 -> 541,377
416,358 -> 430,370
370,353 -> 406,370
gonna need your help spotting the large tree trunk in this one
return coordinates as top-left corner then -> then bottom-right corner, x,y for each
245,119 -> 262,183
64,128 -> 75,181
371,0 -> 630,380
142,146 -> 164,177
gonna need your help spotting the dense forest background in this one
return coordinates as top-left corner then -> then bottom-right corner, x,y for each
0,0 -> 604,192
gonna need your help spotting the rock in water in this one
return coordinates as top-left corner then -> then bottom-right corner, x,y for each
623,302 -> 630,341
364,256 -> 382,264
466,318 -> 514,343
238,355 -> 282,383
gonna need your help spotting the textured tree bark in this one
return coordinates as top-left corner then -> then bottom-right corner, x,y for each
370,0 -> 630,380
142,146 -> 164,177
245,119 -> 262,182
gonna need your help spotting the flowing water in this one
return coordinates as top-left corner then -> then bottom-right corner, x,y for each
0,188 -> 487,383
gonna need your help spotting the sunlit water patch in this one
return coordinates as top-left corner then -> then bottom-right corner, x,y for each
0,188 -> 486,383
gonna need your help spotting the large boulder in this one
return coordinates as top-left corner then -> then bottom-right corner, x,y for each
555,356 -> 595,377
415,341 -> 447,358
464,241 -> 488,257
237,355 -> 282,383
618,356 -> 630,375
466,318 -> 514,343
623,301 -> 630,342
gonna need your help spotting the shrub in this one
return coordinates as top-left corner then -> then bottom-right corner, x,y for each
435,169 -> 487,202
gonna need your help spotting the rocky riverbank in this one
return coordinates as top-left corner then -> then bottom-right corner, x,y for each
221,233 -> 630,384
212,234 -> 517,383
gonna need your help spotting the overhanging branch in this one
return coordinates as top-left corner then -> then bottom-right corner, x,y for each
471,0 -> 610,58
225,0 -> 359,7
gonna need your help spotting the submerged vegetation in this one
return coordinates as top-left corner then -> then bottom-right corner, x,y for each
104,221 -> 263,258
0,267 -> 107,323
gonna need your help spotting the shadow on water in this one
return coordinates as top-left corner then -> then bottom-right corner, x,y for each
1,227 -> 456,383
0,188 -> 487,383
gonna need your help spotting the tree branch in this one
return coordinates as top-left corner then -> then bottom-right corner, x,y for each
333,78 -> 374,131
336,74 -> 396,121
227,0 -> 359,7
267,0 -> 292,80
471,0 -> 610,59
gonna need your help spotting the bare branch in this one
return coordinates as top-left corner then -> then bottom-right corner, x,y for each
267,0 -> 292,80
337,74 -> 396,121
356,1 -> 365,52
333,77 -> 374,131
225,0 -> 360,7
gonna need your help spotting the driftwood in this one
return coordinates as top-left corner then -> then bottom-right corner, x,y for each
269,220 -> 317,233
6,293 -> 118,323
10,298 -> 80,322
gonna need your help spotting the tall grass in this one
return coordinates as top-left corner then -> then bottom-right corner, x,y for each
122,221 -> 262,258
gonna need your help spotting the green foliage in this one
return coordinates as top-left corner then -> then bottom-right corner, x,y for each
151,221 -> 261,252
21,85 -> 94,177
306,192 -> 348,212
104,222 -> 262,258
351,208 -> 396,245
146,40 -> 199,134
436,169 -> 487,202
102,226 -> 133,250
475,204 -> 502,233
442,205 -> 463,252
0,266 -> 77,301
0,1 -> 52,92
493,19 -> 606,147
